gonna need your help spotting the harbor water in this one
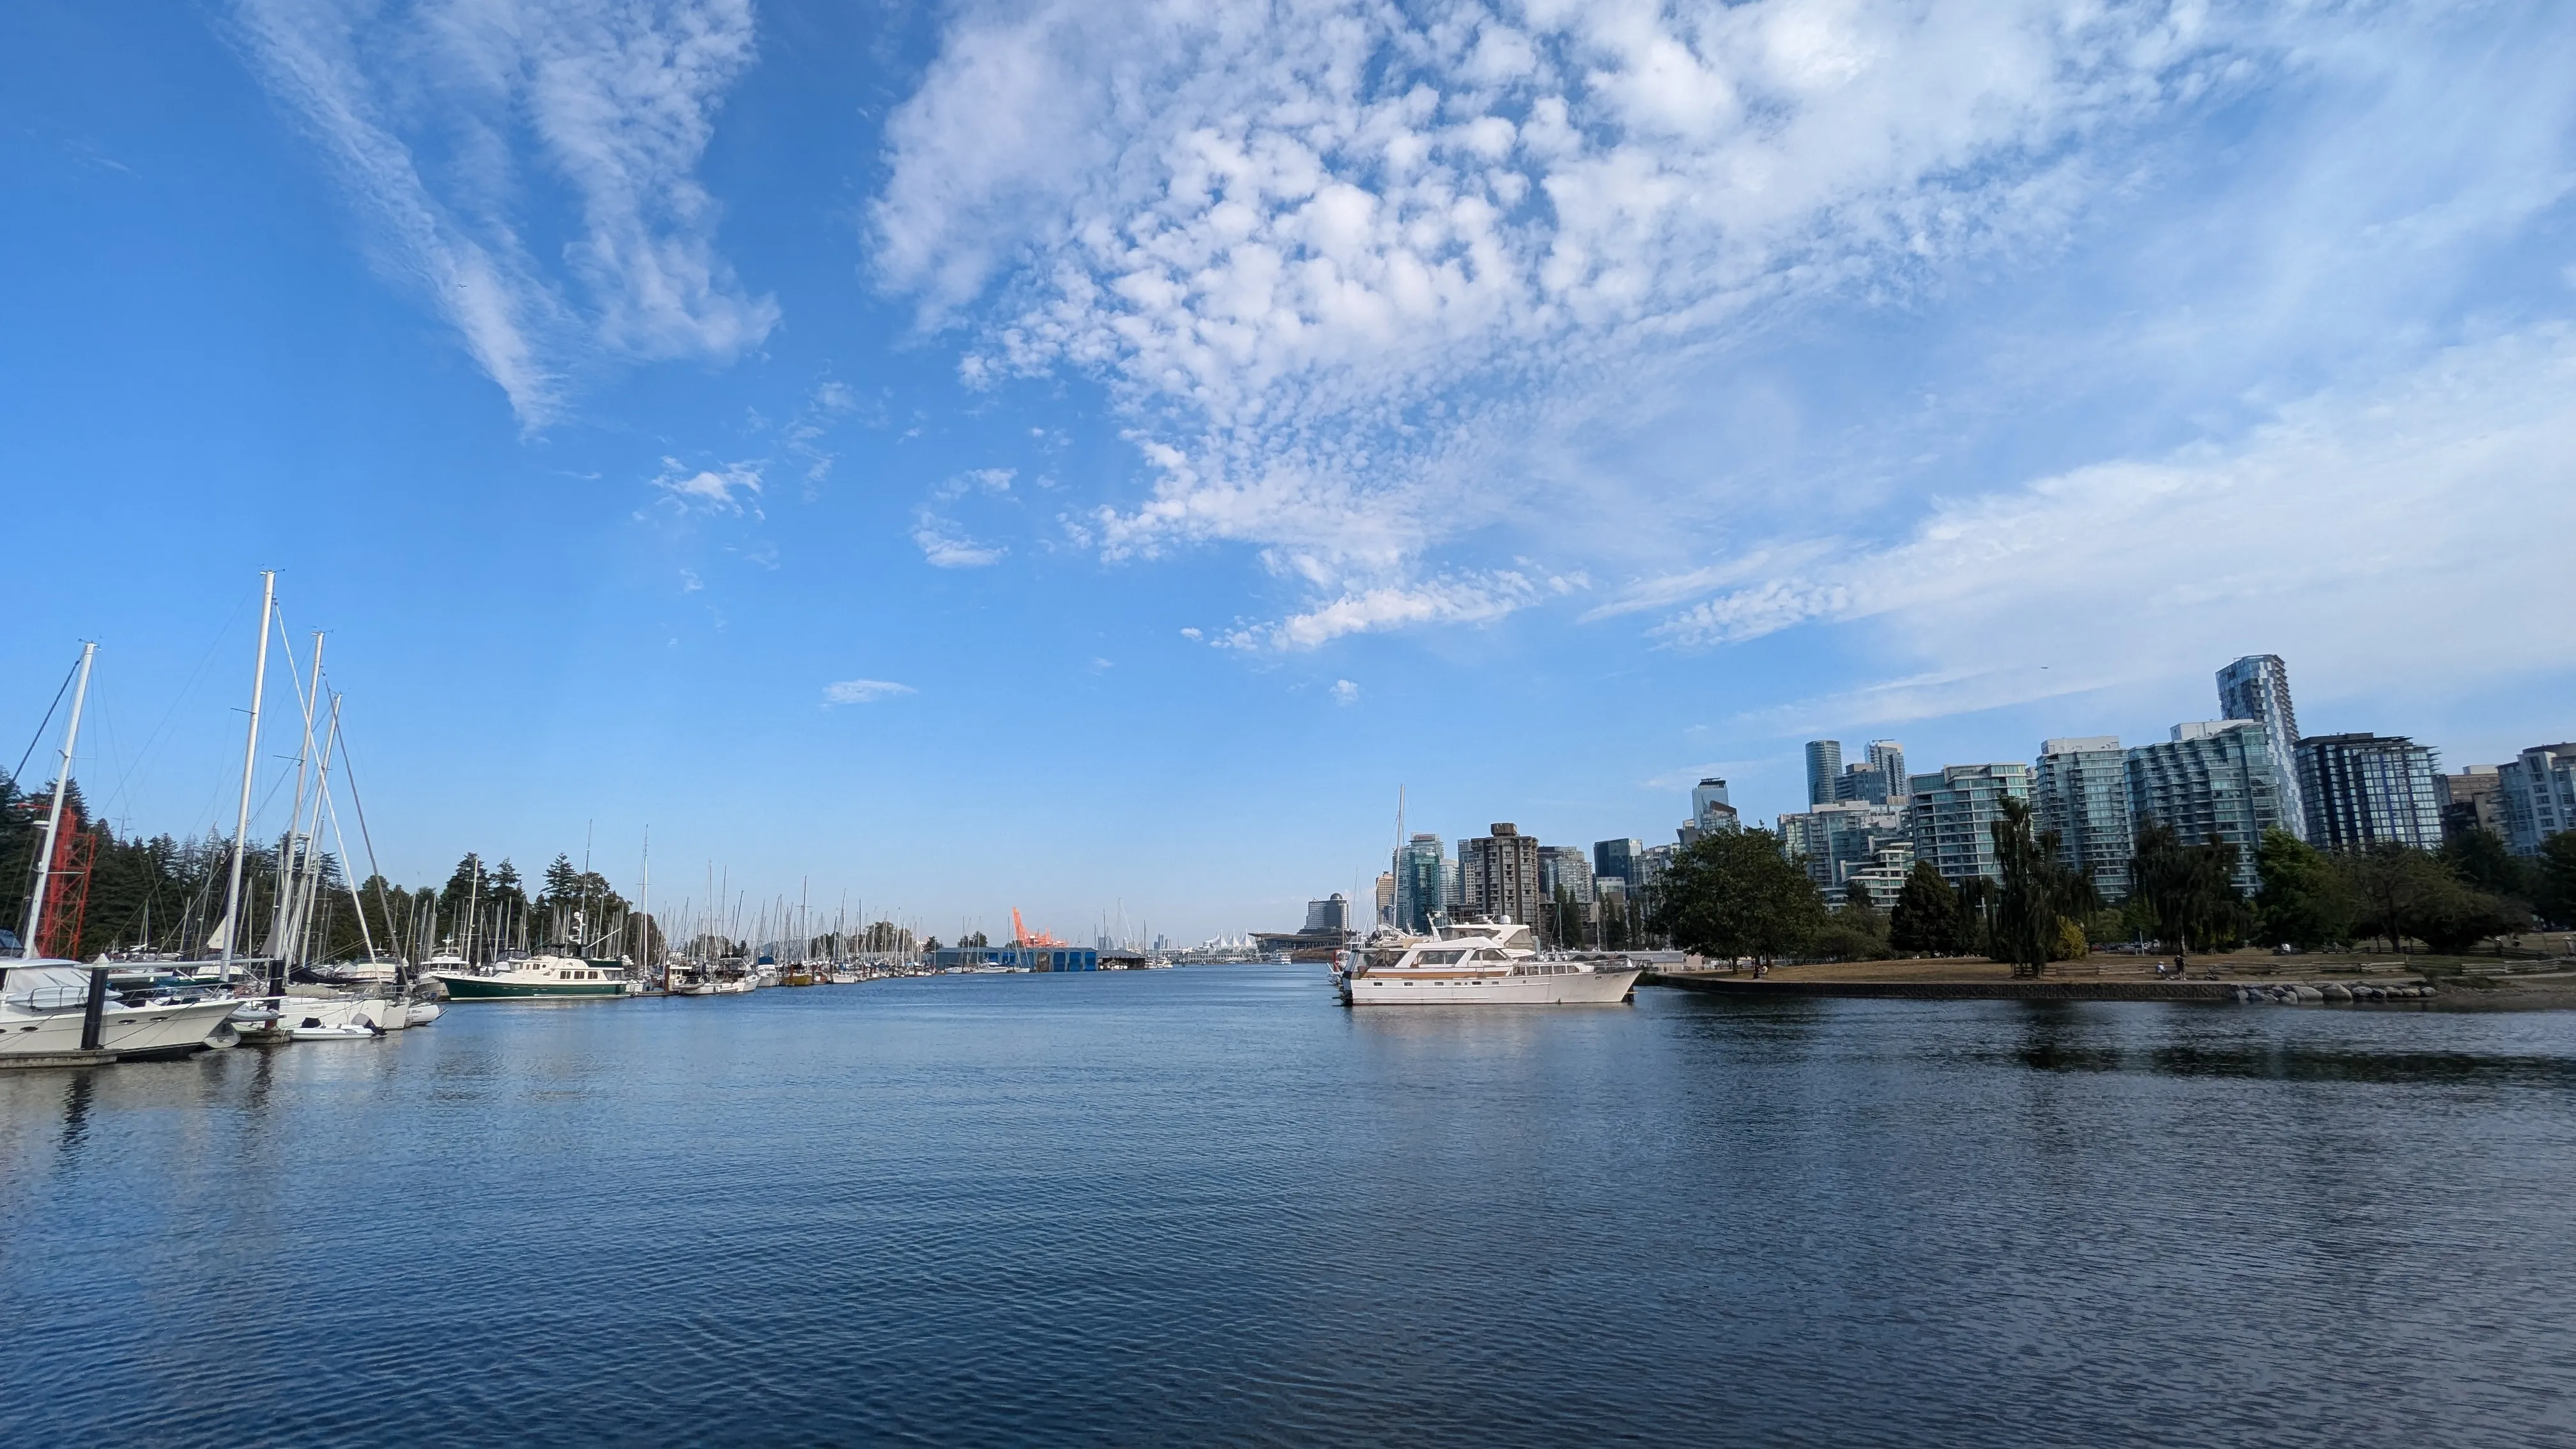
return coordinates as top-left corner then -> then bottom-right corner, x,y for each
4,966 -> 2573,1446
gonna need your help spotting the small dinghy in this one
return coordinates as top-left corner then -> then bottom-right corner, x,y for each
405,1000 -> 444,1026
289,1017 -> 382,1041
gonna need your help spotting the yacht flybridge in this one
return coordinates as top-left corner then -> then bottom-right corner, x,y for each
1335,921 -> 1641,1006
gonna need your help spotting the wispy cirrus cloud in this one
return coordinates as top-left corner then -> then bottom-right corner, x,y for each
822,678 -> 916,705
234,0 -> 776,424
911,512 -> 1005,568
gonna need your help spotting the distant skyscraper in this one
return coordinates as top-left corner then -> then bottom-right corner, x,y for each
2035,737 -> 2134,900
2217,654 -> 2306,841
1593,838 -> 1644,886
1777,801 -> 1908,900
1866,741 -> 1906,793
1692,778 -> 1735,828
1392,834 -> 1448,932
1538,845 -> 1595,905
1804,741 -> 1844,806
1374,871 -> 1396,928
1906,763 -> 2033,884
2497,744 -> 2576,856
1303,894 -> 1350,935
2126,721 -> 2288,894
2437,767 -> 2505,842
1459,824 -> 1544,925
2297,733 -> 2442,851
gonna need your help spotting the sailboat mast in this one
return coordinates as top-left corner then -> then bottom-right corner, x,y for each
17,641 -> 97,958
218,572 -> 276,983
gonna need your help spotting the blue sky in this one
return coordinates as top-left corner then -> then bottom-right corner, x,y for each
5,0 -> 2573,942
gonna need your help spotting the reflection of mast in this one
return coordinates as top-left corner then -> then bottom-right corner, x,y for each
18,641 -> 96,958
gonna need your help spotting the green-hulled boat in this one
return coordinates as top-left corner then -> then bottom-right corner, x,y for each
431,954 -> 631,1000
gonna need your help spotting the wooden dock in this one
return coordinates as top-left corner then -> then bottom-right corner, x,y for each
0,1050 -> 120,1070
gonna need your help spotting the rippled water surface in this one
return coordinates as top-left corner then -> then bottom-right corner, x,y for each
6,967 -> 2576,1446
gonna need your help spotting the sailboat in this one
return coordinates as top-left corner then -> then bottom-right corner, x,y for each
1,643 -> 241,1061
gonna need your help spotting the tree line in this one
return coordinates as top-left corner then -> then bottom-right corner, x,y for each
1641,800 -> 2576,974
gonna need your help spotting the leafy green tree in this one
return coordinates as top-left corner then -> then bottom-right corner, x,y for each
2130,820 -> 2244,960
2533,834 -> 2576,930
2255,829 -> 2354,949
1888,862 -> 1956,956
1990,797 -> 2095,977
1648,827 -> 1827,967
2338,845 -> 2469,953
1811,889 -> 1890,962
2441,828 -> 2534,902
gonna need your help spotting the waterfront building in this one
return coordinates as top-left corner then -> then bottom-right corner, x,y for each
1374,871 -> 1395,928
1459,824 -> 1545,925
1593,837 -> 1644,887
2296,733 -> 2442,851
2034,737 -> 2134,900
1392,834 -> 1449,933
1830,741 -> 1907,806
1805,741 -> 1844,807
2497,744 -> 2576,856
1538,845 -> 1595,905
2125,721 -> 2287,894
2217,654 -> 2306,841
1841,841 -> 1917,913
1777,801 -> 1908,900
1305,894 -> 1351,935
2437,767 -> 2505,842
1692,778 -> 1738,831
1907,763 -> 2033,884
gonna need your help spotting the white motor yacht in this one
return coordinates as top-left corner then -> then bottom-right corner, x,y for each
0,960 -> 242,1059
1336,922 -> 1641,1005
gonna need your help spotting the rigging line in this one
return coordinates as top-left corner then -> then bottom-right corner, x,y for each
9,653 -> 83,791
96,586 -> 256,820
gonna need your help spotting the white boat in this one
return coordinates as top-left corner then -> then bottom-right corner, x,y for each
405,1000 -> 443,1026
1336,922 -> 1641,1006
0,961 -> 243,1060
289,1020 -> 381,1041
233,993 -> 399,1043
429,954 -> 629,1000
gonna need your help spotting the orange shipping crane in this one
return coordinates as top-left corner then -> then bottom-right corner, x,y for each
1010,908 -> 1067,948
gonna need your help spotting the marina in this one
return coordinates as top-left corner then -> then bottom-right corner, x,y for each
6,965 -> 2573,1446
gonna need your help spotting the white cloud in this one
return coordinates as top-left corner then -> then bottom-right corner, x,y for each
1221,570 -> 1547,650
1650,326 -> 2576,713
912,512 -> 1005,568
874,0 -> 2251,581
1329,678 -> 1360,705
652,457 -> 762,514
935,467 -> 1016,499
822,678 -> 917,705
234,0 -> 776,424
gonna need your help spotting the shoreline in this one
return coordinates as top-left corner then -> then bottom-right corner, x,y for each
1641,955 -> 2576,1011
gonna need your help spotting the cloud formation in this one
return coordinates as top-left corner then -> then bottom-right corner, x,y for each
912,512 -> 1005,568
236,0 -> 777,423
876,0 -> 2242,579
652,457 -> 762,514
822,678 -> 916,705
1654,326 -> 2576,715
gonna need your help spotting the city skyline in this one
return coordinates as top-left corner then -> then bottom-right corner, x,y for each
6,3 -> 2575,939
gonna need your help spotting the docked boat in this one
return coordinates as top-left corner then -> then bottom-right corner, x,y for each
1335,922 -> 1641,1005
430,954 -> 629,1000
0,960 -> 243,1060
231,992 -> 400,1043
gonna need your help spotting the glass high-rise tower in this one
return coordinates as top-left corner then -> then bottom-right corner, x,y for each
2217,655 -> 2305,841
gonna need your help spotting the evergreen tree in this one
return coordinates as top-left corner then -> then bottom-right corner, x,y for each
1990,797 -> 2093,977
1889,862 -> 1957,956
2538,834 -> 2576,930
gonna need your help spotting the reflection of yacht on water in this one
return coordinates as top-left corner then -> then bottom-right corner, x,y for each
1335,921 -> 1641,1006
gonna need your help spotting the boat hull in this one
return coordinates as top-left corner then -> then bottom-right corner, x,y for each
431,973 -> 625,1000
1343,967 -> 1640,1005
